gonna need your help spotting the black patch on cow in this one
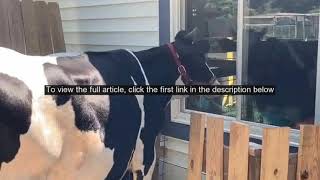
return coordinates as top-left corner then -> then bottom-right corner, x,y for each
87,50 -> 146,179
0,73 -> 32,165
134,46 -> 178,175
87,47 -> 179,178
44,55 -> 109,133
247,39 -> 317,126
122,171 -> 133,180
71,95 -> 109,132
87,31 -> 213,178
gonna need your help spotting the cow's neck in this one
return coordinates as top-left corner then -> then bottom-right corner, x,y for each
134,44 -> 180,85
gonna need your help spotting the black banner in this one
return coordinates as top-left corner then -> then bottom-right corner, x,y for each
44,85 -> 276,96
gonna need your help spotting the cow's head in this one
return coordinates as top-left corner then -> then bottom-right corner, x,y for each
173,29 -> 220,85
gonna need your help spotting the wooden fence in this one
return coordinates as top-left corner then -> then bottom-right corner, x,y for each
187,113 -> 320,180
0,0 -> 65,55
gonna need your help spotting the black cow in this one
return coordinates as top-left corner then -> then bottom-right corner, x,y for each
216,29 -> 317,127
0,30 -> 218,180
247,38 -> 317,127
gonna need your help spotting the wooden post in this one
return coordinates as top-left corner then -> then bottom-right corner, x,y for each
48,2 -> 66,53
0,0 -> 12,48
297,125 -> 320,180
228,122 -> 249,180
187,113 -> 206,180
260,128 -> 290,180
7,0 -> 25,53
21,0 -> 41,55
206,117 -> 224,180
34,1 -> 53,55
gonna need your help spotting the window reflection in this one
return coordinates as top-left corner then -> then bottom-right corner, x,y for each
185,0 -> 238,117
242,0 -> 319,128
185,0 -> 319,128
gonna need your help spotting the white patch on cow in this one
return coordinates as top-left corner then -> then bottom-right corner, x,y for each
0,47 -> 114,180
0,47 -> 58,100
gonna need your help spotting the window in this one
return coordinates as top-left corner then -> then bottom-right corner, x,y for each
171,0 -> 239,121
241,0 -> 319,129
170,0 -> 320,141
184,0 -> 238,117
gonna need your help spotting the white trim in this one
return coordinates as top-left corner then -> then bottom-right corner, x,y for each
169,0 -> 186,41
236,0 -> 245,119
314,15 -> 320,124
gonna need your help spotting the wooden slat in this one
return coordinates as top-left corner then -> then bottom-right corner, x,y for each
297,125 -> 320,180
206,117 -> 224,180
228,122 -> 249,180
260,128 -> 290,180
288,153 -> 298,180
21,0 -> 41,55
34,1 -> 53,55
187,113 -> 206,180
7,0 -> 25,53
48,2 -> 66,53
249,146 -> 262,180
0,0 -> 11,48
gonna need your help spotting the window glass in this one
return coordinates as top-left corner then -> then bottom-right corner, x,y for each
241,0 -> 319,128
184,0 -> 319,128
185,0 -> 238,117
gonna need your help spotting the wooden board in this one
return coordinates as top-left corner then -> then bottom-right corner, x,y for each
48,2 -> 66,53
260,128 -> 290,180
0,0 -> 12,48
21,0 -> 41,55
187,113 -> 206,180
228,122 -> 249,180
206,117 -> 224,180
7,0 -> 26,53
297,125 -> 320,180
34,1 -> 53,55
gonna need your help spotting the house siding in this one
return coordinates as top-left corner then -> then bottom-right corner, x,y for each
47,0 -> 159,52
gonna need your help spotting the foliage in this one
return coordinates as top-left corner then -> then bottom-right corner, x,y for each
203,0 -> 238,19
249,0 -> 319,14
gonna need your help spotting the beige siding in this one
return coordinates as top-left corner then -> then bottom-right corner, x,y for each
47,0 -> 159,52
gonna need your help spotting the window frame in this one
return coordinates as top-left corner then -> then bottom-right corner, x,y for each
169,0 -> 320,146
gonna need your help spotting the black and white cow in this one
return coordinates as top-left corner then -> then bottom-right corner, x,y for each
0,30 -> 218,180
0,49 -> 110,180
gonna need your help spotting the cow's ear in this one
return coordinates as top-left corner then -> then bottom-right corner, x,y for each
175,30 -> 192,44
